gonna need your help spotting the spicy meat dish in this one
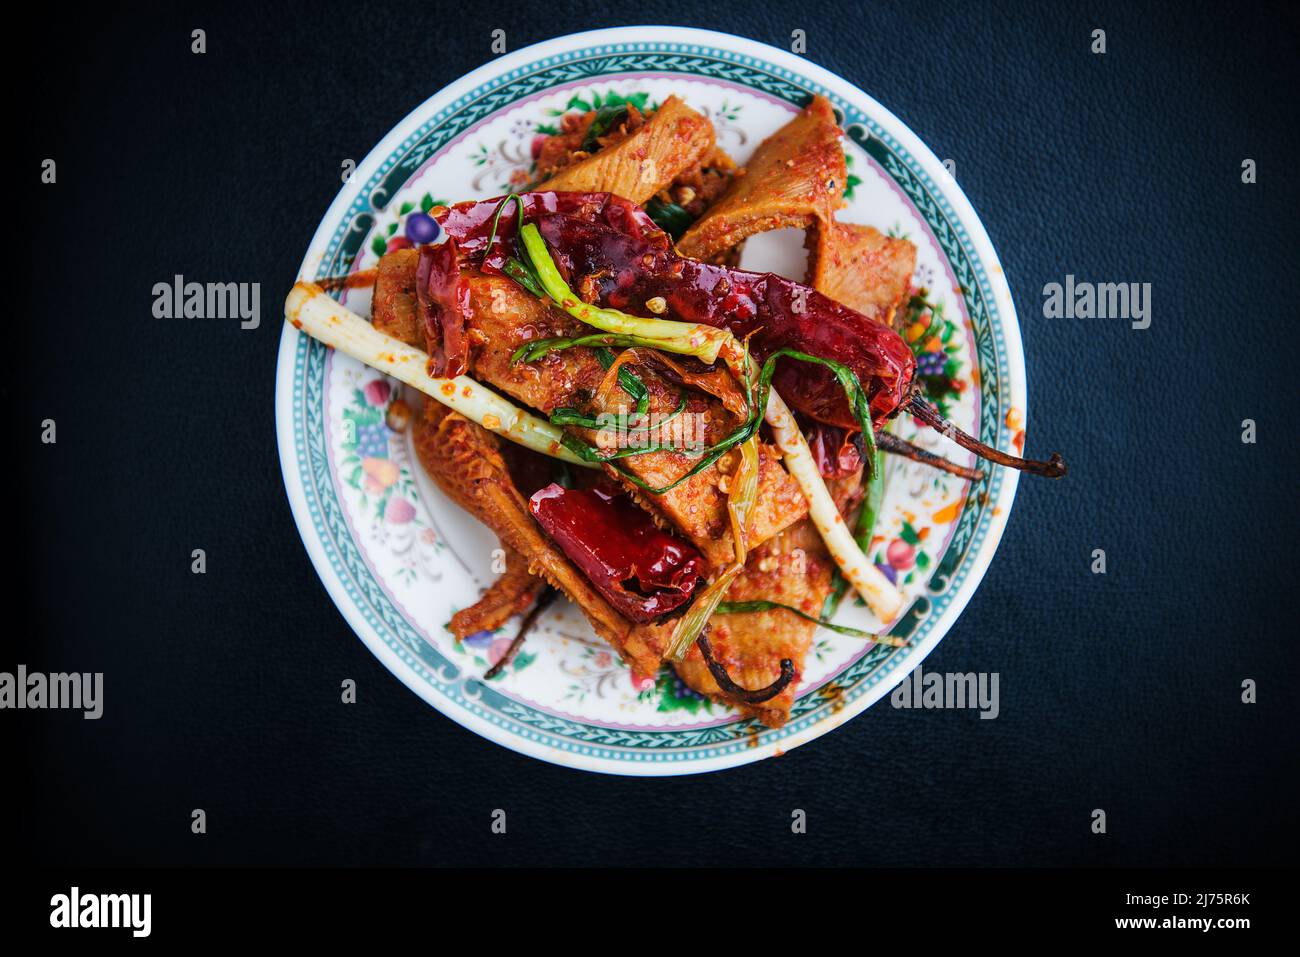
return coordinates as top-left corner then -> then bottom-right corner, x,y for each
285,94 -> 1065,728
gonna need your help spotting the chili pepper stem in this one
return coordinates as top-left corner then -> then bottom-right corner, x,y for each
482,588 -> 555,680
905,394 -> 1067,478
876,431 -> 984,481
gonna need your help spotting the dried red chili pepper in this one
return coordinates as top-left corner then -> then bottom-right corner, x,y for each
435,192 -> 909,428
528,210 -> 916,430
437,192 -> 1065,478
434,190 -> 665,276
527,482 -> 702,623
415,238 -> 469,377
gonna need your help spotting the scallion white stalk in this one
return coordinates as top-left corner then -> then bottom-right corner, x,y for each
763,388 -> 904,623
284,281 -> 593,467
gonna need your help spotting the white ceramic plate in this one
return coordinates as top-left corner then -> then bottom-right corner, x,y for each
275,26 -> 1027,774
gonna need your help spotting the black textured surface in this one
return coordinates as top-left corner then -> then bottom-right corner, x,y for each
11,1 -> 1299,867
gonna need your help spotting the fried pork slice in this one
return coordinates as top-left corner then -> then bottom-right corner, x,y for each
412,401 -> 674,678
537,96 -> 716,205
535,107 -> 735,218
674,520 -> 833,728
534,103 -> 650,181
369,250 -> 808,568
446,547 -> 545,641
372,247 -> 421,346
464,273 -> 805,567
806,221 -> 917,328
677,94 -> 846,261
673,469 -> 866,727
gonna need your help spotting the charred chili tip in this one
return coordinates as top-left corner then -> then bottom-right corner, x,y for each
697,634 -> 795,705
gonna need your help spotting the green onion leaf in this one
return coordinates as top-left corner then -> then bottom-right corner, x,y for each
645,198 -> 695,241
612,364 -> 651,415
502,257 -> 544,298
557,430 -> 697,463
548,393 -> 687,431
714,600 -> 877,638
510,333 -> 647,366
758,348 -> 877,479
665,565 -> 745,662
854,446 -> 886,550
517,223 -> 730,364
581,104 -> 629,152
485,193 -> 523,252
714,600 -> 907,646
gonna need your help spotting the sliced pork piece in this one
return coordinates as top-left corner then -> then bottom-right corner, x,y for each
537,96 -> 715,205
533,104 -> 647,181
674,520 -> 833,728
806,221 -> 916,328
446,547 -> 545,641
464,273 -> 806,568
372,247 -> 421,346
677,95 -> 846,261
412,401 -> 675,679
373,251 -> 807,569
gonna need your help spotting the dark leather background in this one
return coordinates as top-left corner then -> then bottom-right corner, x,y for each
11,0 -> 1299,867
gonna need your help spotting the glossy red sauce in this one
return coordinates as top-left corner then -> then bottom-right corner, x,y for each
434,191 -> 916,430
528,482 -> 701,622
